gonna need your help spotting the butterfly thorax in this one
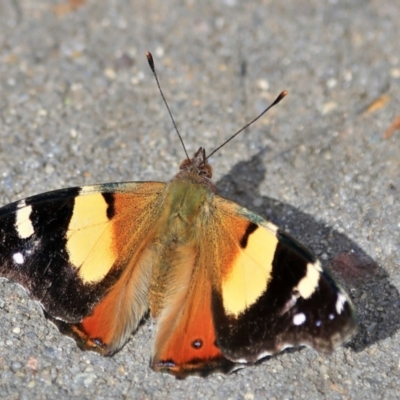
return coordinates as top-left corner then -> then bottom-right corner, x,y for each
148,153 -> 216,317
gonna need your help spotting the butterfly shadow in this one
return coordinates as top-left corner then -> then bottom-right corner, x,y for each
216,148 -> 398,353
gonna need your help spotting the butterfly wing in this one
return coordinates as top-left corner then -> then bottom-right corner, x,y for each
210,197 -> 357,363
150,243 -> 236,378
151,193 -> 356,378
0,182 -> 166,354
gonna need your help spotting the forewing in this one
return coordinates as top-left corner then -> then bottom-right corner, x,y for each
210,197 -> 357,363
0,182 -> 166,354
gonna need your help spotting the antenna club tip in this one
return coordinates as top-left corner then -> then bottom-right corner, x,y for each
146,51 -> 155,70
277,90 -> 288,102
272,90 -> 288,106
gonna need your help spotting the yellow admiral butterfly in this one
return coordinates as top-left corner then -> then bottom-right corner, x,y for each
0,53 -> 356,378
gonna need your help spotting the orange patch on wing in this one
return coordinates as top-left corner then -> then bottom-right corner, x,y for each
214,211 -> 249,280
80,289 -> 120,350
153,271 -> 226,377
77,245 -> 155,354
110,183 -> 165,257
157,295 -> 221,367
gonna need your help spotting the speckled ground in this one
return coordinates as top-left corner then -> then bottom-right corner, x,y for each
0,0 -> 399,398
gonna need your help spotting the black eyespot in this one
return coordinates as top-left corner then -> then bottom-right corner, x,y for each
191,339 -> 203,349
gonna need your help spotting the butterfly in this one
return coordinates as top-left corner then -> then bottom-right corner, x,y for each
0,52 -> 356,378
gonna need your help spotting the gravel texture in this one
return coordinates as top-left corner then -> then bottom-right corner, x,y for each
0,0 -> 399,398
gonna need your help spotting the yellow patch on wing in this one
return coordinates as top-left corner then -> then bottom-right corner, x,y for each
295,260 -> 322,299
15,201 -> 35,239
67,192 -> 117,283
221,226 -> 278,317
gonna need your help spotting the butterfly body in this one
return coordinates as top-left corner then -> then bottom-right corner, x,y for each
0,146 -> 356,378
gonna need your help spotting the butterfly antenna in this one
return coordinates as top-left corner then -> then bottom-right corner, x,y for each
206,90 -> 288,160
146,52 -> 190,160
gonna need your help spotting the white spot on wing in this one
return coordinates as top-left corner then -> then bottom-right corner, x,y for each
335,293 -> 347,314
13,252 -> 24,264
293,313 -> 306,326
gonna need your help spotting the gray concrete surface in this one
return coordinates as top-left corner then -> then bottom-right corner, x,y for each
0,0 -> 399,398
